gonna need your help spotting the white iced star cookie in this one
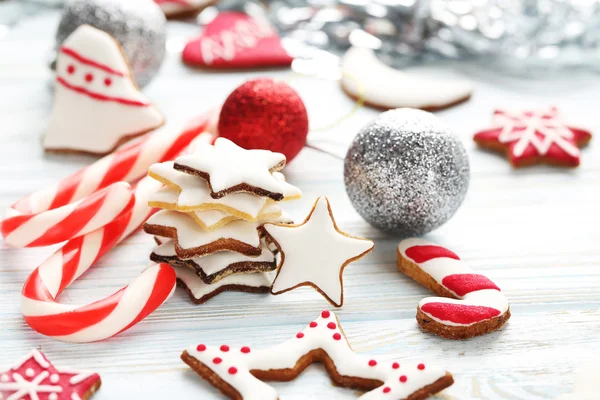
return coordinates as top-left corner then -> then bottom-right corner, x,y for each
174,138 -> 301,200
262,197 -> 374,307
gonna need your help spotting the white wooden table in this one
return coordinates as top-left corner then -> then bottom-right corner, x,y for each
1,7 -> 599,400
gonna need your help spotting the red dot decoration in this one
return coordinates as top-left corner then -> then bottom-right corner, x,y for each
327,322 -> 336,330
321,311 -> 330,318
418,363 -> 425,370
241,346 -> 251,354
399,375 -> 408,383
392,362 -> 400,369
309,322 -> 318,328
213,357 -> 222,364
368,360 -> 377,367
228,367 -> 238,375
383,387 -> 391,394
333,333 -> 341,341
196,344 -> 206,352
104,77 -> 112,86
67,65 -> 75,74
220,345 -> 230,352
296,332 -> 304,339
85,73 -> 93,83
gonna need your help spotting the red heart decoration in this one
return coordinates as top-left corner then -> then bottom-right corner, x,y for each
182,12 -> 293,69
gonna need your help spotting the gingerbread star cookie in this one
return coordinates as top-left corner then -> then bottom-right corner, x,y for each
174,138 -> 300,200
262,197 -> 374,307
473,107 -> 592,167
152,239 -> 276,284
0,349 -> 101,400
181,311 -> 454,400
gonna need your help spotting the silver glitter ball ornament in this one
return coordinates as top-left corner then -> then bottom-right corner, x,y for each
344,108 -> 470,236
55,0 -> 166,87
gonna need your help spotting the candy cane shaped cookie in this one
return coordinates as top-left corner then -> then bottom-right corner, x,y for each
397,238 -> 510,339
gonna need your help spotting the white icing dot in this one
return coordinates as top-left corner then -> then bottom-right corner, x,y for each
0,374 -> 8,382
25,368 -> 35,377
50,374 -> 60,383
48,393 -> 58,400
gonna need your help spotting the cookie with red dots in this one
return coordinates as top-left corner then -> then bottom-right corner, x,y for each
181,311 -> 454,399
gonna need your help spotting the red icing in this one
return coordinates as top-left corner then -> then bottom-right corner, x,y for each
197,344 -> 206,351
399,375 -> 408,383
85,73 -> 93,83
421,302 -> 501,324
228,367 -> 237,375
392,362 -> 400,369
405,245 -> 460,264
327,322 -> 336,330
61,46 -> 125,77
368,360 -> 377,367
332,333 -> 341,340
220,345 -> 230,352
296,332 -> 304,338
240,346 -> 251,354
67,65 -> 75,74
213,357 -> 222,364
56,77 -> 150,107
418,363 -> 425,370
182,12 -> 293,69
383,387 -> 391,393
104,77 -> 112,86
321,310 -> 330,318
442,274 -> 500,296
309,322 -> 318,328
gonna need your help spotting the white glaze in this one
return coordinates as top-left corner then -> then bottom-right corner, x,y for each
185,312 -> 449,399
263,197 -> 374,307
341,47 -> 472,110
44,25 -> 163,154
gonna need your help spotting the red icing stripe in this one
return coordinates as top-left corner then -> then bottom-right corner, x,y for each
442,274 -> 500,297
56,77 -> 150,107
421,302 -> 501,325
405,245 -> 460,264
24,289 -> 126,336
61,47 -> 126,77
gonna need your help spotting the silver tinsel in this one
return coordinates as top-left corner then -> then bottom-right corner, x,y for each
344,109 -> 470,236
55,0 -> 167,87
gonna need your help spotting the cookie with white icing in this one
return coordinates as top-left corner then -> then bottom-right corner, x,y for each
45,25 -> 164,155
341,47 -> 472,112
143,210 -> 263,258
152,239 -> 276,284
174,138 -> 301,201
175,265 -> 272,304
181,311 -> 454,399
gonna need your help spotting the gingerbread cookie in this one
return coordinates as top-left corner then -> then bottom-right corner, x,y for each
45,25 -> 164,155
182,311 -> 453,399
473,107 -> 592,167
262,197 -> 374,307
174,138 -> 299,200
152,239 -> 276,284
155,0 -> 216,19
143,210 -> 262,258
397,238 -> 510,339
182,11 -> 293,69
341,47 -> 472,111
175,266 -> 272,304
0,349 -> 101,400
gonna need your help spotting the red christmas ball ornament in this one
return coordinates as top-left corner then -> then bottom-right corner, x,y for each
218,78 -> 309,162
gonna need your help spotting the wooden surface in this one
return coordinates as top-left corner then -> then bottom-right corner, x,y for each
1,7 -> 599,400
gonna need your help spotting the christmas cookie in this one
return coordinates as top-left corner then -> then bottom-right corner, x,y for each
473,107 -> 592,167
174,138 -> 300,201
155,0 -> 216,19
143,210 -> 263,258
151,239 -> 276,284
341,47 -> 472,111
0,349 -> 101,400
181,311 -> 454,399
262,197 -> 374,307
175,266 -> 272,304
397,238 -> 510,339
182,12 -> 293,69
45,25 -> 164,155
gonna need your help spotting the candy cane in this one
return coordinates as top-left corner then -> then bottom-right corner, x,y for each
397,238 -> 510,339
2,112 -> 216,342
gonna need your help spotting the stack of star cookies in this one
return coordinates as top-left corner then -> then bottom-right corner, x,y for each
143,138 -> 301,304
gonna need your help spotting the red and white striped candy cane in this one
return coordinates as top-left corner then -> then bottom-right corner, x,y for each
2,112 -> 216,342
397,238 -> 510,339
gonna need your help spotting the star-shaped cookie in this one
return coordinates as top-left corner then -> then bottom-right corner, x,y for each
473,107 -> 592,167
174,138 -> 298,200
262,197 -> 374,307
